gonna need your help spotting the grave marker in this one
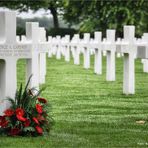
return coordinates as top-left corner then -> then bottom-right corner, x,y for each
48,36 -> 52,58
81,33 -> 90,69
0,11 -> 31,114
71,34 -> 80,65
137,33 -> 148,73
102,30 -> 116,81
56,36 -> 62,60
89,32 -> 102,74
63,35 -> 70,62
38,27 -> 47,84
116,26 -> 136,94
25,22 -> 40,89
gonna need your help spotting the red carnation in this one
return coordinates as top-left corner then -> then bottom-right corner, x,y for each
38,98 -> 47,104
4,109 -> 14,117
16,108 -> 25,116
15,108 -> 26,122
0,116 -> 8,128
24,119 -> 30,127
33,117 -> 39,125
16,115 -> 27,122
35,126 -> 43,134
9,128 -> 20,136
36,104 -> 43,114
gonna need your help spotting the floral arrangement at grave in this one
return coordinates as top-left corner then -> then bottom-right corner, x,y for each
0,76 -> 53,136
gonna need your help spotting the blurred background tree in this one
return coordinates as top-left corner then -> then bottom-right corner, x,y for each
62,0 -> 148,37
0,0 -> 59,28
0,0 -> 147,37
0,0 -> 76,36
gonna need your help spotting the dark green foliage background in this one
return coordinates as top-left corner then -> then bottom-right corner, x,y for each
62,0 -> 148,37
0,0 -> 147,37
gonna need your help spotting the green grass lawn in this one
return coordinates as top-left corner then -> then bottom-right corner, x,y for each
1,54 -> 148,148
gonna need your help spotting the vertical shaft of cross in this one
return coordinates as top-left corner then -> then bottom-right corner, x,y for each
123,26 -> 135,94
73,34 -> 80,65
83,33 -> 90,69
106,50 -> 115,81
123,53 -> 135,94
39,27 -> 46,84
94,32 -> 102,75
64,35 -> 70,62
56,36 -> 61,60
94,49 -> 102,74
106,30 -> 116,81
26,22 -> 39,89
48,36 -> 52,58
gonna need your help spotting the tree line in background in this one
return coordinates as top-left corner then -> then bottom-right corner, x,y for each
0,0 -> 147,37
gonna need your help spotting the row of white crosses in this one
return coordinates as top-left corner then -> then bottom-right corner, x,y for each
71,34 -> 80,65
2,11 -> 147,116
0,11 -> 49,114
48,26 -> 148,95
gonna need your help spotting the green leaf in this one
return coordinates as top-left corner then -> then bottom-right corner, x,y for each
6,97 -> 16,109
17,83 -> 23,107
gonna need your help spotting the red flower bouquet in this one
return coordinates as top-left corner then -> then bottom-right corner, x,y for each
0,76 -> 53,136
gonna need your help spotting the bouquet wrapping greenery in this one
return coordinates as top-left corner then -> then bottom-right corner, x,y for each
0,76 -> 53,136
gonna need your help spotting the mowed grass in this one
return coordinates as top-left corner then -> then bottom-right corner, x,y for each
0,54 -> 148,148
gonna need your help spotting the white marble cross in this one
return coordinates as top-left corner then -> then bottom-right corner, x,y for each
38,27 -> 47,84
50,37 -> 57,56
116,38 -> 122,58
116,26 -> 136,94
26,24 -> 50,86
47,36 -> 52,58
60,36 -> 67,57
81,33 -> 90,69
0,11 -> 32,114
25,22 -> 40,90
102,30 -> 116,81
21,27 -> 49,85
137,33 -> 148,72
70,34 -> 80,65
90,32 -> 102,75
55,36 -> 62,60
63,35 -> 70,62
